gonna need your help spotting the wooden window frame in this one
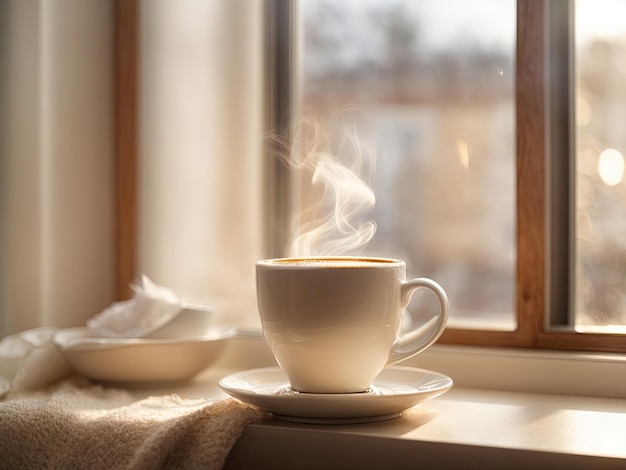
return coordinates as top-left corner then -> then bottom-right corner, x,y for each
114,0 -> 138,301
440,0 -> 626,353
114,0 -> 626,353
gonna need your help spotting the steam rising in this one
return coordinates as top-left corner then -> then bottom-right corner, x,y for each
272,118 -> 377,257
291,151 -> 376,256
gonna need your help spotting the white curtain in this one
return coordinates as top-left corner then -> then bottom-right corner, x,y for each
0,0 -> 264,336
0,0 -> 115,336
139,0 -> 263,330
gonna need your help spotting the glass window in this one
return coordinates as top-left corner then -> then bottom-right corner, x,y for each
296,0 -> 517,330
575,0 -> 626,334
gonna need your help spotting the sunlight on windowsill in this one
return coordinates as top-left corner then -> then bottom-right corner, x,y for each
576,324 -> 626,335
446,316 -> 516,331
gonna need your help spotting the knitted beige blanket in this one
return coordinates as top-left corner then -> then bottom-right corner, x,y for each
0,341 -> 266,469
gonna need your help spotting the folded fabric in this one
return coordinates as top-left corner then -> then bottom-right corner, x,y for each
0,330 -> 268,469
0,385 -> 265,469
87,275 -> 183,338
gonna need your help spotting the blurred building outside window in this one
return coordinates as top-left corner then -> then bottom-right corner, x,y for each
296,0 -> 516,331
295,0 -> 626,336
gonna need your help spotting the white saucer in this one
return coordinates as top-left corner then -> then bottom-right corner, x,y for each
218,366 -> 453,424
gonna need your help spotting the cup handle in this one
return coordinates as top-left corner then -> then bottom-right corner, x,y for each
386,278 -> 449,367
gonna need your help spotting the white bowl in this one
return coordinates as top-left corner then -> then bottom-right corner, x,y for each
145,304 -> 214,338
52,326 -> 235,384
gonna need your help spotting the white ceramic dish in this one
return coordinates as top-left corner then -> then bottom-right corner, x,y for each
53,326 -> 235,384
144,304 -> 214,338
218,366 -> 453,424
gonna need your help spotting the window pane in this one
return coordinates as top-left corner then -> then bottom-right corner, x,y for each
297,0 -> 516,329
575,0 -> 626,333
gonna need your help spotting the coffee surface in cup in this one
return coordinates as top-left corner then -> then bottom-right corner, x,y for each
266,258 -> 396,268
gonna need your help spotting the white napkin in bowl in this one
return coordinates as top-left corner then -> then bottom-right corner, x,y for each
87,275 -> 183,338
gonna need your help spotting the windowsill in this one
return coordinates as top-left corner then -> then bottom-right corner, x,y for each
2,333 -> 624,468
227,389 -> 626,469
214,334 -> 626,469
232,329 -> 626,399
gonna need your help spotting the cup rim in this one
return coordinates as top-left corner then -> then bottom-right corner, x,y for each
256,256 -> 405,268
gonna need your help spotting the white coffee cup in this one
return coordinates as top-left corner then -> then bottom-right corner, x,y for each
256,256 -> 449,393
